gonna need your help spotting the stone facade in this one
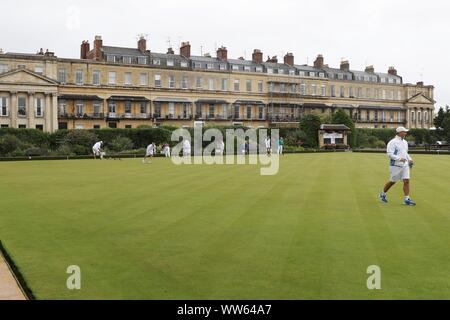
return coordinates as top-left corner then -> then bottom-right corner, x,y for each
0,36 -> 435,132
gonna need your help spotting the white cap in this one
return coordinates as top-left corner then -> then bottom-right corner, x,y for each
396,127 -> 409,133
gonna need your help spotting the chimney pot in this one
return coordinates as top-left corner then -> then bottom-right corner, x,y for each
365,65 -> 375,73
314,54 -> 324,69
284,53 -> 294,67
252,49 -> 263,64
388,66 -> 398,76
217,46 -> 228,61
138,36 -> 147,53
340,60 -> 350,71
180,41 -> 191,58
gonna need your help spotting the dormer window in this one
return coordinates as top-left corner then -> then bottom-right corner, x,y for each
278,69 -> 285,75
123,56 -> 132,64
206,63 -> 213,70
309,72 -> 315,77
138,57 -> 147,65
289,69 -> 295,76
180,61 -> 188,68
256,66 -> 263,73
267,68 -> 273,74
107,55 -> 117,63
232,65 -> 239,71
299,71 -> 305,77
244,66 -> 251,72
167,60 -> 174,67
219,64 -> 227,70
319,72 -> 325,78
153,59 -> 161,65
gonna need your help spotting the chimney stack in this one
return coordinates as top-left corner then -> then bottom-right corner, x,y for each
80,40 -> 90,59
314,54 -> 324,69
267,55 -> 278,63
138,36 -> 147,53
340,60 -> 350,71
93,35 -> 103,61
180,42 -> 191,58
252,49 -> 263,64
284,53 -> 294,66
365,65 -> 375,73
167,47 -> 174,54
417,81 -> 424,86
388,66 -> 397,76
217,46 -> 228,61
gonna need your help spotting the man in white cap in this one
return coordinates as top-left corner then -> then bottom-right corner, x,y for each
379,127 -> 416,206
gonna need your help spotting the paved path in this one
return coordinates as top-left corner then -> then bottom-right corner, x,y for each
0,253 -> 26,300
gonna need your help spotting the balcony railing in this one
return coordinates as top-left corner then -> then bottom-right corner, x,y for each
59,113 -> 105,119
268,115 -> 301,123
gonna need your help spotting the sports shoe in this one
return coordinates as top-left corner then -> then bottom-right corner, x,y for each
404,198 -> 417,206
379,193 -> 388,203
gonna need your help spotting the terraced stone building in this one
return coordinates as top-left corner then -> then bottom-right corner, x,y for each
0,36 -> 435,132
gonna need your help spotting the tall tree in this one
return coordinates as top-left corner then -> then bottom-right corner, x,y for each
434,107 -> 445,129
299,114 -> 322,148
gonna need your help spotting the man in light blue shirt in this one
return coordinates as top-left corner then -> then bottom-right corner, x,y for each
379,127 -> 416,206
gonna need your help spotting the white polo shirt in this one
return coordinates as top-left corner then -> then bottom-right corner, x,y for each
387,136 -> 412,167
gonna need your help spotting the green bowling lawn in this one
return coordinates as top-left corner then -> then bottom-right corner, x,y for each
0,153 -> 449,299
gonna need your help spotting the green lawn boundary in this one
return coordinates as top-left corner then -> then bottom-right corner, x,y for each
0,241 -> 35,300
353,149 -> 450,155
0,150 -> 348,162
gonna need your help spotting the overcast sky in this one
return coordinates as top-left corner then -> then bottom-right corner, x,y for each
1,0 -> 449,109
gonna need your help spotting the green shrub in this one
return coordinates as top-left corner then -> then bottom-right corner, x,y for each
108,136 -> 134,152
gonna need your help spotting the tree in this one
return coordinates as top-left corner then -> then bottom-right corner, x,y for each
299,114 -> 322,148
434,107 -> 445,129
442,115 -> 450,142
331,109 -> 356,147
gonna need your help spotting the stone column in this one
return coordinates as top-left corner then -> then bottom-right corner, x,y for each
27,92 -> 35,129
45,92 -> 52,132
51,93 -> 58,132
10,92 -> 18,128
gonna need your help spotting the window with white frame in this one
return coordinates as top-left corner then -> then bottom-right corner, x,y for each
76,70 -> 84,85
58,69 -> 67,84
232,65 -> 239,71
208,78 -> 215,91
397,91 -> 402,101
311,84 -> 317,95
349,87 -> 354,97
108,101 -> 116,114
108,71 -> 116,85
309,72 -> 315,77
194,62 -> 202,69
169,75 -> 175,88
267,68 -> 273,74
155,74 -> 161,87
300,83 -> 306,95
382,90 -> 386,100
107,55 -> 116,63
246,80 -> 252,92
319,72 -> 325,78
299,71 -> 305,77
289,69 -> 295,76
0,64 -> 8,74
138,57 -> 147,65
219,64 -> 227,71
168,103 -> 175,117
258,81 -> 263,93
321,85 -> 326,96
278,69 -> 284,75
75,101 -> 83,116
206,63 -> 213,70
234,79 -> 240,91
280,83 -> 286,92
140,102 -> 147,114
244,66 -> 251,72
18,97 -> 26,116
291,83 -> 296,93
153,59 -> 161,65
167,60 -> 174,67
255,66 -> 263,73
366,88 -> 371,98
124,72 -> 132,86
124,101 -> 132,114
140,73 -> 148,86
181,76 -> 189,89
180,61 -> 188,68
93,102 -> 102,116
93,70 -> 101,86
221,78 -> 228,91
196,77 -> 203,89
0,97 -> 9,116
35,97 -> 44,117
123,56 -> 132,64
340,86 -> 345,97
58,101 -> 66,115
